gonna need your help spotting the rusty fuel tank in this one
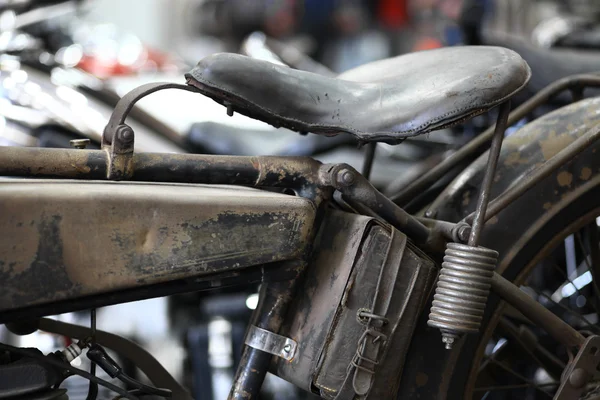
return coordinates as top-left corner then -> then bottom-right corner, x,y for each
0,179 -> 316,319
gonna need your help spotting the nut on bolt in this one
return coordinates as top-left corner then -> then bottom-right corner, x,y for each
336,168 -> 356,187
116,125 -> 134,143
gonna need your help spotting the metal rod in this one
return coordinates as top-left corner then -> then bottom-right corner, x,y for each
497,317 -> 566,379
0,147 -> 323,189
468,101 -> 510,246
362,142 -> 377,180
229,262 -> 303,400
463,122 -> 600,225
491,273 -> 585,348
331,165 -> 431,244
392,74 -> 600,206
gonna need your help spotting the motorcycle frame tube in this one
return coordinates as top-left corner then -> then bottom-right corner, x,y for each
229,261 -> 304,400
0,147 -> 324,199
491,272 -> 585,348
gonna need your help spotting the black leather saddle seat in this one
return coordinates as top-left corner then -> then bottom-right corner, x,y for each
185,46 -> 531,144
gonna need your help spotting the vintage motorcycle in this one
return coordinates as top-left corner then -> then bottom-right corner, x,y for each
0,42 -> 599,400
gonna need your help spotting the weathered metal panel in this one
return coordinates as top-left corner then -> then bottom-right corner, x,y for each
429,96 -> 600,254
0,180 -> 316,312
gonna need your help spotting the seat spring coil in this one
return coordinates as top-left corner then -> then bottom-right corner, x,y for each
427,242 -> 498,349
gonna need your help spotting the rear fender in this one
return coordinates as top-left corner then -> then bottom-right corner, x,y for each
429,96 -> 600,260
397,97 -> 600,399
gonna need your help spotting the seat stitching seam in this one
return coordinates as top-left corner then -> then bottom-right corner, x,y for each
187,68 -> 530,139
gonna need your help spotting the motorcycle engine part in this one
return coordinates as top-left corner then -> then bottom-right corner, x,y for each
274,209 -> 436,399
0,350 -> 63,399
426,243 -> 498,349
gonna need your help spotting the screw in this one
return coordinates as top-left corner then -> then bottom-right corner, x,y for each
224,102 -> 234,117
283,344 -> 292,353
569,368 -> 589,388
70,138 -> 90,149
337,168 -> 356,187
116,125 -> 134,143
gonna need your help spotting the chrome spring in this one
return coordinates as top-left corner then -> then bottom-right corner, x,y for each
427,242 -> 498,349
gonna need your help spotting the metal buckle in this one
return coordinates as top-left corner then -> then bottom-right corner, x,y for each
244,325 -> 297,361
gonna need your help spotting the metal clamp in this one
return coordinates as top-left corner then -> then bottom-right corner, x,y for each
101,82 -> 200,180
244,325 -> 297,361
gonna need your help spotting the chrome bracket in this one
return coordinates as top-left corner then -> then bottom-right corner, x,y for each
244,325 -> 297,361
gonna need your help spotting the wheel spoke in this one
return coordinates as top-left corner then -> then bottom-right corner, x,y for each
549,258 -> 600,317
481,356 -> 555,397
497,317 -> 566,379
579,223 -> 600,306
470,213 -> 600,399
527,286 -> 600,334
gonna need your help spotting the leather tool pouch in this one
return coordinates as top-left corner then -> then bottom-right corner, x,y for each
274,210 -> 437,399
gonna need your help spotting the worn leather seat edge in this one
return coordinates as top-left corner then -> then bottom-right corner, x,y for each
185,46 -> 531,144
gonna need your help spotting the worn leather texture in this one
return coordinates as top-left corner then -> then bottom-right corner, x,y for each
274,210 -> 437,399
185,46 -> 531,143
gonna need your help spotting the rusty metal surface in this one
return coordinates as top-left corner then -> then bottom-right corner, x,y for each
0,180 -> 316,313
430,96 -> 600,240
0,147 -> 326,199
392,74 -> 600,206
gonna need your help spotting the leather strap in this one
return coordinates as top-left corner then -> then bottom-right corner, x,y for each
335,228 -> 406,399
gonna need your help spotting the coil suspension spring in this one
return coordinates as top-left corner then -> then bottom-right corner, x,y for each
427,100 -> 511,349
427,243 -> 498,349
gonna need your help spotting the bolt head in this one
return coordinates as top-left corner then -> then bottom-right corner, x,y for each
569,368 -> 589,388
283,344 -> 292,353
116,125 -> 134,143
337,168 -> 356,186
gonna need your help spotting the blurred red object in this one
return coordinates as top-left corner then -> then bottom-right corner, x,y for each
378,0 -> 409,28
77,47 -> 178,78
413,36 -> 443,51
